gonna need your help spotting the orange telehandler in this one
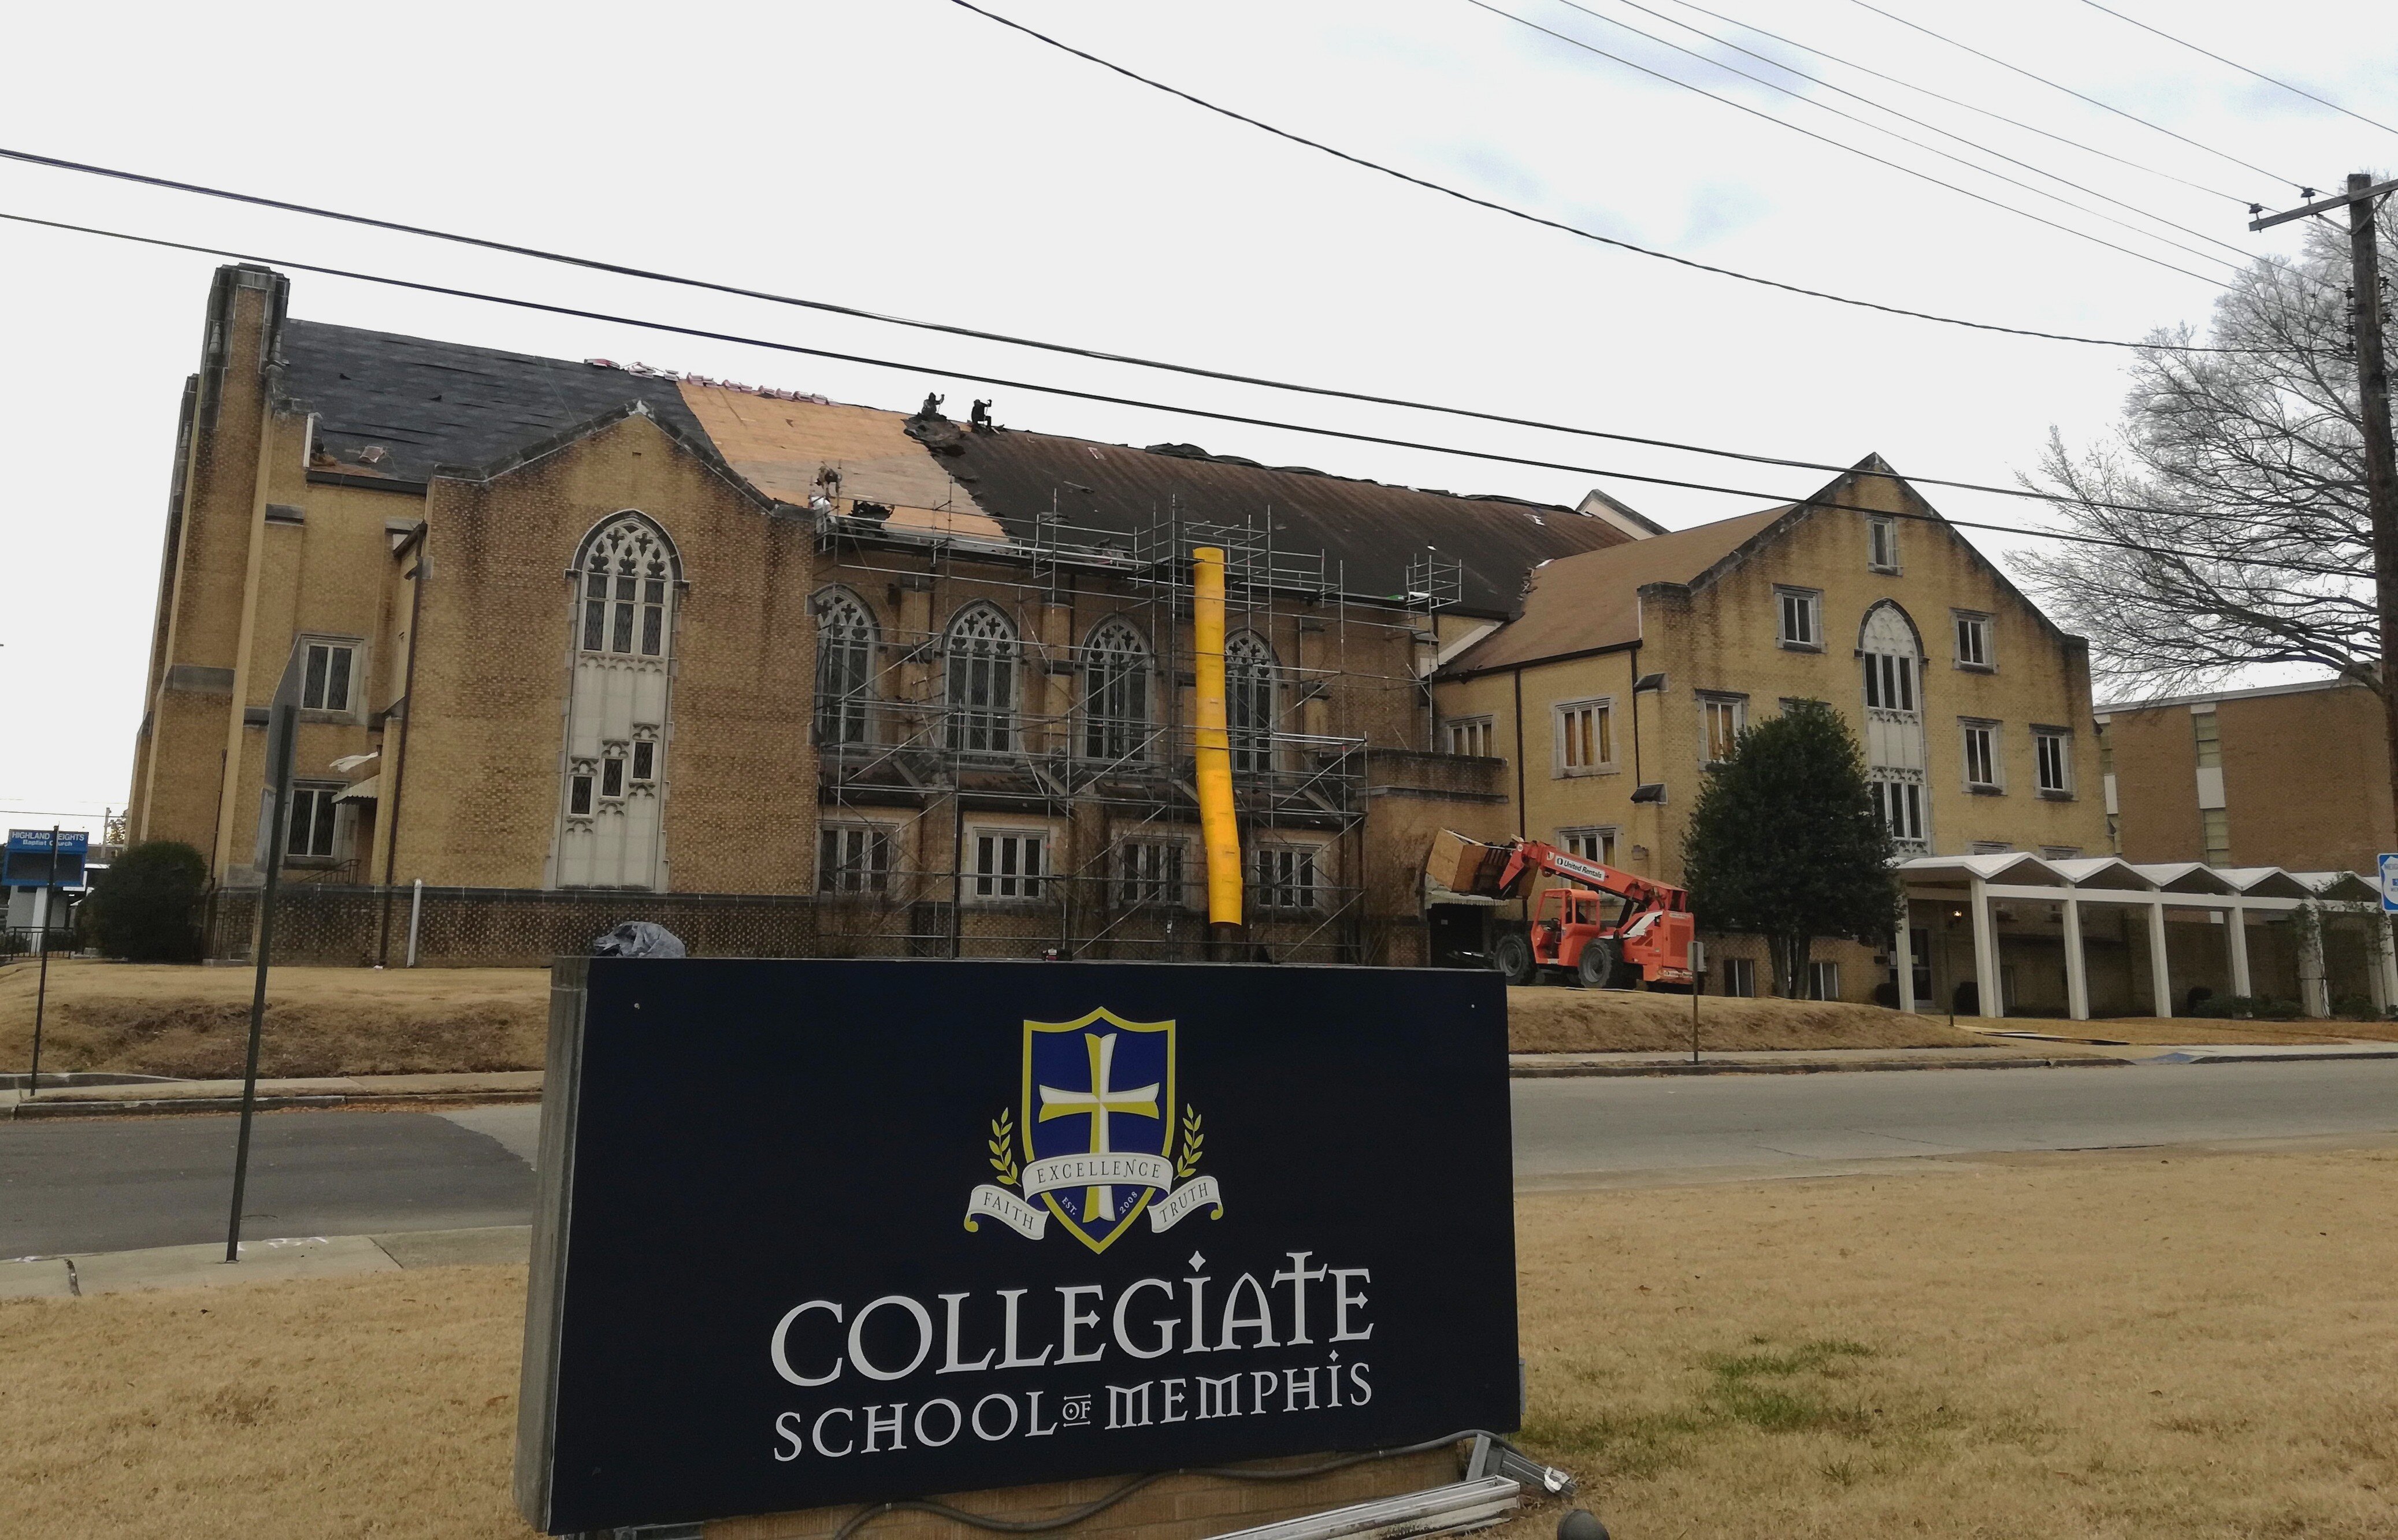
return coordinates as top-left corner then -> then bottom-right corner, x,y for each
1430,833 -> 1697,990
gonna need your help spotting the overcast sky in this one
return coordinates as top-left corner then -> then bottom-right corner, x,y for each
2,0 -> 2390,840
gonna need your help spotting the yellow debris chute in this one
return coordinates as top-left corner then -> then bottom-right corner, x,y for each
1191,546 -> 1243,944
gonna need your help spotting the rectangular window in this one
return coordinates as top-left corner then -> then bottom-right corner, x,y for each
285,783 -> 340,858
1254,844 -> 1320,910
583,572 -> 608,652
569,772 -> 594,817
1446,717 -> 1494,757
301,640 -> 357,713
641,577 -> 666,656
1776,587 -> 1821,649
2034,727 -> 2071,795
1116,840 -> 1187,907
1721,957 -> 1755,998
1554,699 -> 1614,775
1807,959 -> 1842,1001
2202,806 -> 2232,866
972,829 -> 1046,901
1970,840 -> 2014,855
1699,693 -> 1747,764
630,740 -> 656,783
1863,653 -> 1916,712
2192,709 -> 2221,768
819,825 -> 893,895
1954,612 -> 1993,670
1868,515 -> 1899,572
1961,720 -> 2001,790
600,754 -> 625,800
2040,845 -> 2083,861
1558,827 -> 1617,866
1869,779 -> 1925,843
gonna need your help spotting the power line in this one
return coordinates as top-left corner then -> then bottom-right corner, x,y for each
1648,0 -> 2259,207
2076,0 -> 2398,140
1842,0 -> 2309,192
1561,0 -> 2263,263
0,202 -> 2299,531
1483,0 -> 2245,279
935,1 -> 2266,351
0,206 -> 2359,583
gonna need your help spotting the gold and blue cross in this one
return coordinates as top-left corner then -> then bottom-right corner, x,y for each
1023,1009 -> 1174,1244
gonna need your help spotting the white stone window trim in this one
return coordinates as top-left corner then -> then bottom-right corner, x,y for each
1445,715 -> 1497,758
1775,586 -> 1824,652
1114,834 -> 1193,909
1697,691 -> 1748,766
1557,825 -> 1621,866
819,819 -> 899,897
965,822 -> 1051,904
1866,515 -> 1901,574
1960,717 -> 2004,793
296,634 -> 366,722
2032,724 -> 2074,799
1552,696 -> 1619,778
1952,609 -> 1995,672
1252,838 -> 1327,912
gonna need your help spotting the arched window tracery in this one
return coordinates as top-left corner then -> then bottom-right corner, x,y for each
814,589 -> 877,746
945,604 -> 1019,753
1226,630 -> 1278,775
1082,618 -> 1153,761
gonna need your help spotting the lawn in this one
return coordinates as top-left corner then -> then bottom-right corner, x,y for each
0,959 -> 549,1078
3,1145 -> 2390,1538
1506,986 -> 1989,1053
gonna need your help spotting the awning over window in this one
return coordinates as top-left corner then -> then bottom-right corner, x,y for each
333,776 -> 380,804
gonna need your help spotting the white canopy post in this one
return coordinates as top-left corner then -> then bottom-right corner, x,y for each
2226,900 -> 2252,999
2147,900 -> 2174,1018
2377,915 -> 2398,1014
2062,897 -> 2090,1022
1893,900 -> 1917,1013
2296,906 -> 2330,1018
1968,876 -> 2003,1019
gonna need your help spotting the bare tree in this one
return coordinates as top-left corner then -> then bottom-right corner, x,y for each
2014,198 -> 2394,698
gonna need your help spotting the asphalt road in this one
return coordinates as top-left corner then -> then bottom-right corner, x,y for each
5,1062 -> 2395,1256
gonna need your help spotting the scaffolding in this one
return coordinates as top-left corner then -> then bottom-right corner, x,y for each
807,493 -> 1460,964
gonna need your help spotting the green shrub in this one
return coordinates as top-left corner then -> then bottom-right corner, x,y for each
2330,994 -> 2385,1021
2256,997 -> 2304,1021
84,842 -> 209,962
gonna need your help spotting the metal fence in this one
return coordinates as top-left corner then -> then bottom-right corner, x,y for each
202,880 -> 1372,968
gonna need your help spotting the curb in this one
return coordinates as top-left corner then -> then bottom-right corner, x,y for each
6,1088 -> 544,1120
1510,1055 -> 2128,1078
2176,1050 -> 2398,1065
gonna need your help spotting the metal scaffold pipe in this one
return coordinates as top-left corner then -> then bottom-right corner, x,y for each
1191,546 -> 1243,948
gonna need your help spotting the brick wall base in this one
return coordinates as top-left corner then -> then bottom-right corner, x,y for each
706,1446 -> 1465,1540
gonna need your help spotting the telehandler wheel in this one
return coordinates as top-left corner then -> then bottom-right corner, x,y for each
1575,939 -> 1619,990
1491,932 -> 1535,986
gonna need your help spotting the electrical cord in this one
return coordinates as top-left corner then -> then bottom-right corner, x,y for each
826,1429 -> 1539,1540
2074,0 -> 2398,140
1469,0 -> 2243,284
0,206 -> 2362,581
2,205 -> 2362,579
938,0 -> 2269,352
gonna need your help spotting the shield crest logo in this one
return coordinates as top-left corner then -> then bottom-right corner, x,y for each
1021,1009 -> 1175,1254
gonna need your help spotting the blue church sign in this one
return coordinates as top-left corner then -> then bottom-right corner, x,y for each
516,959 -> 1517,1535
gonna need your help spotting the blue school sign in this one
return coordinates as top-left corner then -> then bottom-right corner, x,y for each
515,959 -> 1517,1536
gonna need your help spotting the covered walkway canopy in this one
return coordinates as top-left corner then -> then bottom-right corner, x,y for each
1893,853 -> 2392,1021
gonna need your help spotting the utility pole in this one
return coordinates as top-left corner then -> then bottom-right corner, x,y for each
2253,174 -> 2398,837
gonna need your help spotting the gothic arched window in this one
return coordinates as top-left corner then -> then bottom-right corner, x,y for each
1226,631 -> 1277,775
945,604 -> 1018,753
1082,618 -> 1153,761
814,589 -> 877,746
580,516 -> 675,659
1858,601 -> 1928,850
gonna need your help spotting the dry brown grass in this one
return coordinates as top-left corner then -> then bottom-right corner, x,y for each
1508,987 -> 1988,1053
0,1264 -> 532,1538
0,959 -> 548,1078
1498,1144 -> 2398,1540
12,1148 -> 2388,1538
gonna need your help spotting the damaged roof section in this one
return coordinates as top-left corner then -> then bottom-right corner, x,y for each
274,314 -> 1640,613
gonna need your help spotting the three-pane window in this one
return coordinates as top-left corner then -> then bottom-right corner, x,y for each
972,829 -> 1045,900
1559,827 -> 1617,866
1863,652 -> 1915,712
581,526 -> 670,658
1870,779 -> 1926,842
301,641 -> 357,713
1446,717 -> 1494,757
1116,840 -> 1186,907
819,825 -> 892,894
1082,620 -> 1153,761
1556,700 -> 1614,774
946,607 -> 1018,753
1254,844 -> 1319,910
814,591 -> 876,747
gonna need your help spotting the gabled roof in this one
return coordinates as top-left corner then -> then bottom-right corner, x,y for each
1439,504 -> 1791,675
270,310 -> 1638,617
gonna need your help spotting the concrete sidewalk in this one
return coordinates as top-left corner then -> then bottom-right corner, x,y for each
0,1225 -> 532,1299
2,1070 -> 543,1119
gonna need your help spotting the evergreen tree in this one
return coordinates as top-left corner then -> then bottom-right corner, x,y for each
1680,701 -> 1898,1000
85,840 -> 209,963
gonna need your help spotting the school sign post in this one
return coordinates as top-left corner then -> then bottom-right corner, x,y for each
516,959 -> 1519,1535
